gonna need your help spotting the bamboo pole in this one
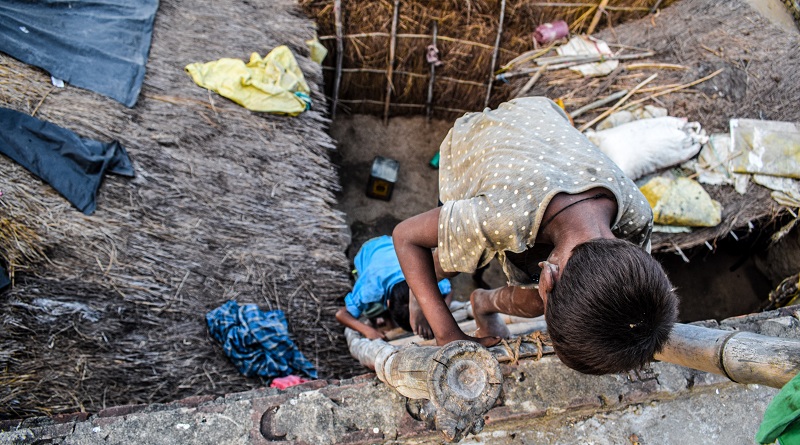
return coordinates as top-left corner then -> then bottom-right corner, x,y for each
320,33 -> 516,54
569,89 -> 628,118
616,68 -> 724,112
332,0 -> 344,119
426,21 -> 438,122
577,73 -> 658,131
655,323 -> 800,388
335,98 -> 471,115
586,0 -> 610,35
383,0 -> 400,124
346,328 -> 502,442
484,0 -> 506,108
322,67 -> 486,87
514,64 -> 547,98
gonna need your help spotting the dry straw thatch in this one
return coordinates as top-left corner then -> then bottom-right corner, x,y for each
0,0 -> 355,419
300,0 -> 675,119
505,0 -> 800,253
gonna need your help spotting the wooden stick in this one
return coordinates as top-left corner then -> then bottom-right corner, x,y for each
332,0 -> 344,119
569,89 -> 627,118
390,315 -> 546,347
383,0 -> 400,124
586,0 -> 610,35
626,62 -> 689,71
319,33 -> 515,54
578,73 -> 658,131
536,51 -> 655,68
31,86 -> 56,117
497,52 -> 655,81
336,98 -> 471,115
499,44 -> 555,72
514,64 -> 548,98
323,67 -> 486,87
426,21 -> 438,122
485,0 -> 506,108
617,68 -> 724,112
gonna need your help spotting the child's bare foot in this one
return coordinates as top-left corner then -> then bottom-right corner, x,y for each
470,288 -> 510,339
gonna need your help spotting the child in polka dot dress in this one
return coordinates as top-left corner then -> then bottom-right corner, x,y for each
393,97 -> 679,375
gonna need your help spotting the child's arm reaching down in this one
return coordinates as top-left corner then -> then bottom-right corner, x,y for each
393,207 -> 500,348
335,307 -> 386,340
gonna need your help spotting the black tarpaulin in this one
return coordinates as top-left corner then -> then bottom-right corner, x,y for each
0,107 -> 134,215
0,0 -> 159,107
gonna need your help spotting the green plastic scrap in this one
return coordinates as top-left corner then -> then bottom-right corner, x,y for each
756,372 -> 800,445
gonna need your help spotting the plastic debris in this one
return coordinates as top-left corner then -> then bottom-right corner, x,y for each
689,133 -> 736,186
270,375 -> 311,390
556,36 -> 618,77
306,37 -> 328,64
426,44 -> 443,67
640,176 -> 722,227
533,20 -> 569,45
585,116 -> 707,180
730,119 -> 800,179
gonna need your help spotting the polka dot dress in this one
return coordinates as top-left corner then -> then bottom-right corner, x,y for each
437,97 -> 653,286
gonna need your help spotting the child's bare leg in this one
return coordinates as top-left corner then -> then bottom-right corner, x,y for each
470,286 -> 544,338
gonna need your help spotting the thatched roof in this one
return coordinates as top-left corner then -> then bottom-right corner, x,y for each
507,0 -> 798,252
300,0 -> 676,119
0,0 -> 354,418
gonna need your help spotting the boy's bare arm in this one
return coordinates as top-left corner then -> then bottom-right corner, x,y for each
335,307 -> 386,340
393,207 -> 499,347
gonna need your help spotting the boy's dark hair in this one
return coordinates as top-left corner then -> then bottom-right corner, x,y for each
387,280 -> 412,332
545,238 -> 678,375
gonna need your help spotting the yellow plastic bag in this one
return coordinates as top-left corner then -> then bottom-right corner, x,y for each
640,177 -> 722,227
306,38 -> 328,64
185,46 -> 311,116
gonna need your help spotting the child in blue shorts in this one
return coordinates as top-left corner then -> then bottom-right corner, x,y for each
335,235 -> 452,340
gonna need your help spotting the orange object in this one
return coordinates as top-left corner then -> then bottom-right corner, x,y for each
554,98 -> 574,126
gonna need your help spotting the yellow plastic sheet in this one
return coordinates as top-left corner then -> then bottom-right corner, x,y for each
185,46 -> 311,116
730,119 -> 800,179
640,177 -> 722,227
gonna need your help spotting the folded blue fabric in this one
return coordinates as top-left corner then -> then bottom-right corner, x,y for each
206,300 -> 317,379
0,107 -> 134,215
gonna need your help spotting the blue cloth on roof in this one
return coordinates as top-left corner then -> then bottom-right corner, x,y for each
345,235 -> 451,318
0,0 -> 158,107
206,300 -> 317,379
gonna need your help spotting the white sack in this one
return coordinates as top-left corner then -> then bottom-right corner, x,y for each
585,116 -> 708,180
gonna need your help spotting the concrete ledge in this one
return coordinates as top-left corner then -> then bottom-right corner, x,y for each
1,306 -> 796,444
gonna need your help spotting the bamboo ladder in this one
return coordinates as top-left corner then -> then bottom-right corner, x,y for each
347,311 -> 800,442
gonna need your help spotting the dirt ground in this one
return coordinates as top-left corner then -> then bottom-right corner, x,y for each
331,114 -> 771,323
